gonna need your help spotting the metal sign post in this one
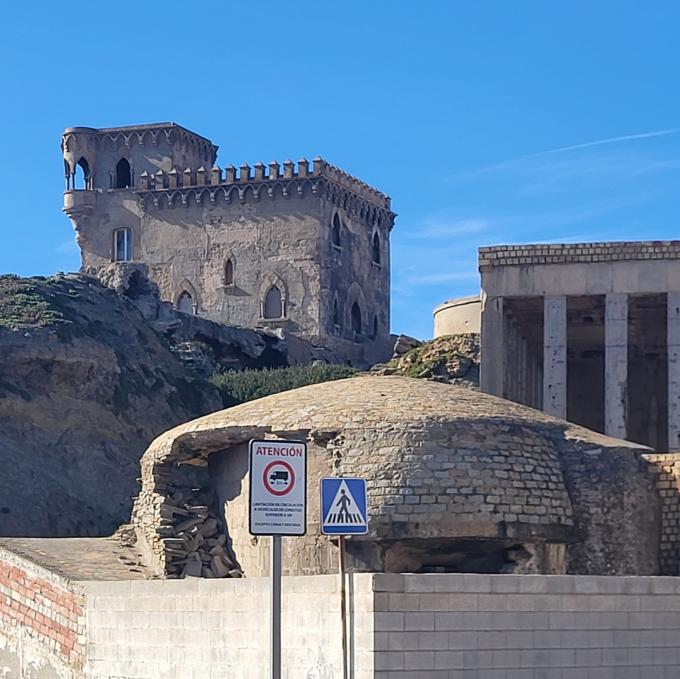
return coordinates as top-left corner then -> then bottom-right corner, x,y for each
339,535 -> 348,679
320,477 -> 368,679
249,439 -> 307,679
270,535 -> 282,679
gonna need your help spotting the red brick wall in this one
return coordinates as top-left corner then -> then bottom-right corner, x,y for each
0,552 -> 85,670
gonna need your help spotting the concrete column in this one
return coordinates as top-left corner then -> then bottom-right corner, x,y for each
543,295 -> 567,419
480,293 -> 504,397
668,293 -> 680,451
605,293 -> 628,440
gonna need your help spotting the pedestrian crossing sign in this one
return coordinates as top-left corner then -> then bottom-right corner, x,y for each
320,477 -> 368,535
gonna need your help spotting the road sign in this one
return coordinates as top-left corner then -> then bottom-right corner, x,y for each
249,439 -> 307,536
320,477 -> 368,535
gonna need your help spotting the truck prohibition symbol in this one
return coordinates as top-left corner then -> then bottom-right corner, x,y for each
269,470 -> 289,485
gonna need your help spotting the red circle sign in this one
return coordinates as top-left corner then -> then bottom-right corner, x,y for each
263,460 -> 295,496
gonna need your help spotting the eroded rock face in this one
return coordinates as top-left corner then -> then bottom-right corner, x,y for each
0,273 -> 221,537
373,334 -> 480,387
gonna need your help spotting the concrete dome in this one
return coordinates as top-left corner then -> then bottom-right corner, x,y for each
133,376 -> 659,577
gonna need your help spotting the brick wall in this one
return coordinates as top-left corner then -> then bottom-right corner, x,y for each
645,453 -> 680,575
0,548 -> 85,676
373,573 -> 680,678
479,241 -> 680,269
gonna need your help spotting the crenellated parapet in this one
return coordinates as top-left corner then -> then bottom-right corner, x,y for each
135,157 -> 394,227
62,123 -> 218,167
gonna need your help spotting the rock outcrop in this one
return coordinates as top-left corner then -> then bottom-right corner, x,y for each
0,273 -> 222,537
373,333 -> 480,387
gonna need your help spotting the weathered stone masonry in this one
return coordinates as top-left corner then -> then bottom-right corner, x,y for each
645,453 -> 680,576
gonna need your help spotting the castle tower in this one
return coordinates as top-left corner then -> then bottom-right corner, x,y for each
62,123 -> 395,365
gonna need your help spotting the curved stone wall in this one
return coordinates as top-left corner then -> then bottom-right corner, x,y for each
131,375 -> 660,578
433,295 -> 481,337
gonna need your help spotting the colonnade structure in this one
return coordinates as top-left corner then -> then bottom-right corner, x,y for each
479,241 -> 680,451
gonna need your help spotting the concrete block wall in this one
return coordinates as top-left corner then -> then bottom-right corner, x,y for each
3,566 -> 680,678
372,573 -> 680,678
0,548 -> 85,678
82,574 -> 375,679
645,453 -> 680,575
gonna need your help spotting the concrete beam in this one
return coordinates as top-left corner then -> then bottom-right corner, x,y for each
605,293 -> 628,440
668,293 -> 680,451
543,295 -> 567,419
480,293 -> 504,397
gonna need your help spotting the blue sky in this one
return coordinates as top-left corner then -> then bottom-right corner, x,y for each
1,2 -> 679,339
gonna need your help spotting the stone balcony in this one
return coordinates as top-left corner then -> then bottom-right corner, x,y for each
63,189 -> 96,218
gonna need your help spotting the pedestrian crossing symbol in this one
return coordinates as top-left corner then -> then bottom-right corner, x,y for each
320,477 -> 368,535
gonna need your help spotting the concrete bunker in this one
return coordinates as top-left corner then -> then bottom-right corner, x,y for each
132,375 -> 660,579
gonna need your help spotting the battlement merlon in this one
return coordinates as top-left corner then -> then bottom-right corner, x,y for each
479,240 -> 680,270
135,157 -> 393,212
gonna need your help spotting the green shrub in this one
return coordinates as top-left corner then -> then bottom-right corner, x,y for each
212,364 -> 357,407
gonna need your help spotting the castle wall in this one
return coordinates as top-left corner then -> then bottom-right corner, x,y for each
78,189 -> 326,339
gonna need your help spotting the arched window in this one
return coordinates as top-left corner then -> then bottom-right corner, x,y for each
113,228 -> 132,262
177,291 -> 194,315
74,157 -> 90,190
371,315 -> 378,339
332,214 -> 341,247
333,299 -> 341,328
224,259 -> 234,286
351,302 -> 362,336
372,233 -> 381,264
115,158 -> 132,189
264,286 -> 283,319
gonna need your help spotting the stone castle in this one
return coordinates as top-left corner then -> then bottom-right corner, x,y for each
61,122 -> 395,365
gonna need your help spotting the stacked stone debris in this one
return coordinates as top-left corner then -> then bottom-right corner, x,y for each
133,456 -> 243,578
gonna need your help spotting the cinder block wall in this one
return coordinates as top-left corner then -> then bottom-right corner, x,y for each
0,549 -> 85,677
3,566 -> 680,678
83,574 -> 375,679
645,453 -> 680,575
373,573 -> 680,678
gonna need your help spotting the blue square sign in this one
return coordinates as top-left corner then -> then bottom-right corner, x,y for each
320,477 -> 368,535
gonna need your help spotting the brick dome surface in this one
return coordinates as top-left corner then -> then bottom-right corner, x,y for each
134,376 -> 659,579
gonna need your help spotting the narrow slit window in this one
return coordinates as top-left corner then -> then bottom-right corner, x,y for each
351,302 -> 362,336
224,259 -> 234,286
332,214 -> 341,247
113,228 -> 132,262
333,299 -> 341,328
372,233 -> 381,264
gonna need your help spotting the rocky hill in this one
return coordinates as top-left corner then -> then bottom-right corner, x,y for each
0,273 -> 222,537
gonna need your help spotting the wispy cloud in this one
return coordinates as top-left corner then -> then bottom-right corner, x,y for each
405,271 -> 479,286
452,128 -> 680,182
414,217 -> 491,239
535,128 -> 680,157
